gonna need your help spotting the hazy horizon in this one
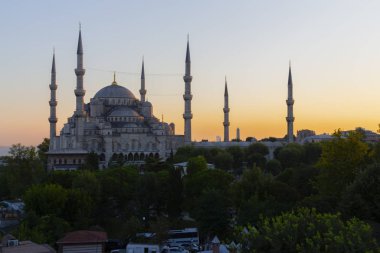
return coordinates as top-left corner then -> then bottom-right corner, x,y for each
1,1 -> 380,146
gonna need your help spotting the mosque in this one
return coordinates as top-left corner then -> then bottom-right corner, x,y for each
47,30 -> 191,170
47,29 -> 295,170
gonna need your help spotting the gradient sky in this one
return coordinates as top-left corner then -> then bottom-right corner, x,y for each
1,0 -> 380,146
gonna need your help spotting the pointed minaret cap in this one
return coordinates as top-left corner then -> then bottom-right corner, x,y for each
185,34 -> 191,63
112,72 -> 117,85
51,51 -> 56,73
141,57 -> 145,79
77,24 -> 83,54
288,60 -> 292,86
224,76 -> 228,96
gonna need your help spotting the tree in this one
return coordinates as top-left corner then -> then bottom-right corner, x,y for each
184,169 -> 233,214
2,144 -> 46,197
167,167 -> 184,218
213,151 -> 233,171
246,143 -> 269,168
233,168 -> 298,225
72,170 -> 101,199
265,159 -> 282,176
226,146 -> 244,170
24,184 -> 67,217
276,143 -> 304,169
237,208 -> 379,253
194,189 -> 231,238
187,156 -> 207,175
276,165 -> 319,198
63,189 -> 94,228
339,164 -> 380,222
97,167 -> 138,219
82,151 -> 99,170
247,143 -> 269,156
37,138 -> 50,167
302,142 -> 322,165
316,130 -> 370,199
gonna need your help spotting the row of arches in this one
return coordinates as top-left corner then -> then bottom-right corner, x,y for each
107,152 -> 160,162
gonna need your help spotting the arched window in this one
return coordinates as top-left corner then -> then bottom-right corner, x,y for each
128,153 -> 133,161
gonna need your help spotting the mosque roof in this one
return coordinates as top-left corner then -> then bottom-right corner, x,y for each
94,83 -> 136,100
109,107 -> 141,117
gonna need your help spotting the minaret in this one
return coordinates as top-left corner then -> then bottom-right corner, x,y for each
140,58 -> 146,102
74,27 -> 86,116
286,63 -> 295,143
183,36 -> 193,144
49,53 -> 58,147
223,77 -> 230,142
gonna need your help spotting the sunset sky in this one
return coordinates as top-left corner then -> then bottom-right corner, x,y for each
1,1 -> 380,146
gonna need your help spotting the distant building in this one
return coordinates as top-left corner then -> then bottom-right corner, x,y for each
296,129 -> 316,143
341,127 -> 380,143
56,230 -> 107,253
301,134 -> 333,144
193,141 -> 283,160
0,234 -> 55,253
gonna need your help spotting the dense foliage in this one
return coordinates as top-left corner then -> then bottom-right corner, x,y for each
0,131 -> 379,251
237,208 -> 379,253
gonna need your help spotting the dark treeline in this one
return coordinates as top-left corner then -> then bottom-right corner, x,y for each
1,130 -> 380,252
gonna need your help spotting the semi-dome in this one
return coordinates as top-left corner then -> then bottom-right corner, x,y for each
109,107 -> 141,117
94,83 -> 136,99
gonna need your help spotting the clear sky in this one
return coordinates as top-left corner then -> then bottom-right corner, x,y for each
1,0 -> 380,146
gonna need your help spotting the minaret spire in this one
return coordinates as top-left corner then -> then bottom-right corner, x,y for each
223,76 -> 230,142
183,35 -> 193,144
49,52 -> 58,149
139,57 -> 146,102
286,62 -> 295,143
112,71 -> 117,85
74,27 -> 86,116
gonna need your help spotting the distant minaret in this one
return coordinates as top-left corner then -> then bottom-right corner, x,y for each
286,63 -> 295,143
140,58 -> 146,102
183,36 -> 193,144
74,27 -> 86,116
49,53 -> 58,147
236,128 -> 240,141
223,77 -> 230,142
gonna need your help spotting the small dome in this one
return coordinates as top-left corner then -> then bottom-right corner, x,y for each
142,101 -> 152,107
109,107 -> 141,117
94,83 -> 136,99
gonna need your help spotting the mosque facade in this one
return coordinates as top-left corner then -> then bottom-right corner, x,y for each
47,30 -> 189,170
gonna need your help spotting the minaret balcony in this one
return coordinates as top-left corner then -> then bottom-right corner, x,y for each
286,116 -> 295,122
183,94 -> 193,100
223,122 -> 230,126
286,99 -> 294,105
75,68 -> 86,75
223,108 -> 230,113
139,89 -> 147,95
49,84 -> 57,90
49,101 -> 58,106
183,76 -> 193,82
183,113 -> 193,119
75,89 -> 86,96
49,117 -> 58,123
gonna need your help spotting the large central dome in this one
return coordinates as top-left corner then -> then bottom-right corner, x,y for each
94,83 -> 136,99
